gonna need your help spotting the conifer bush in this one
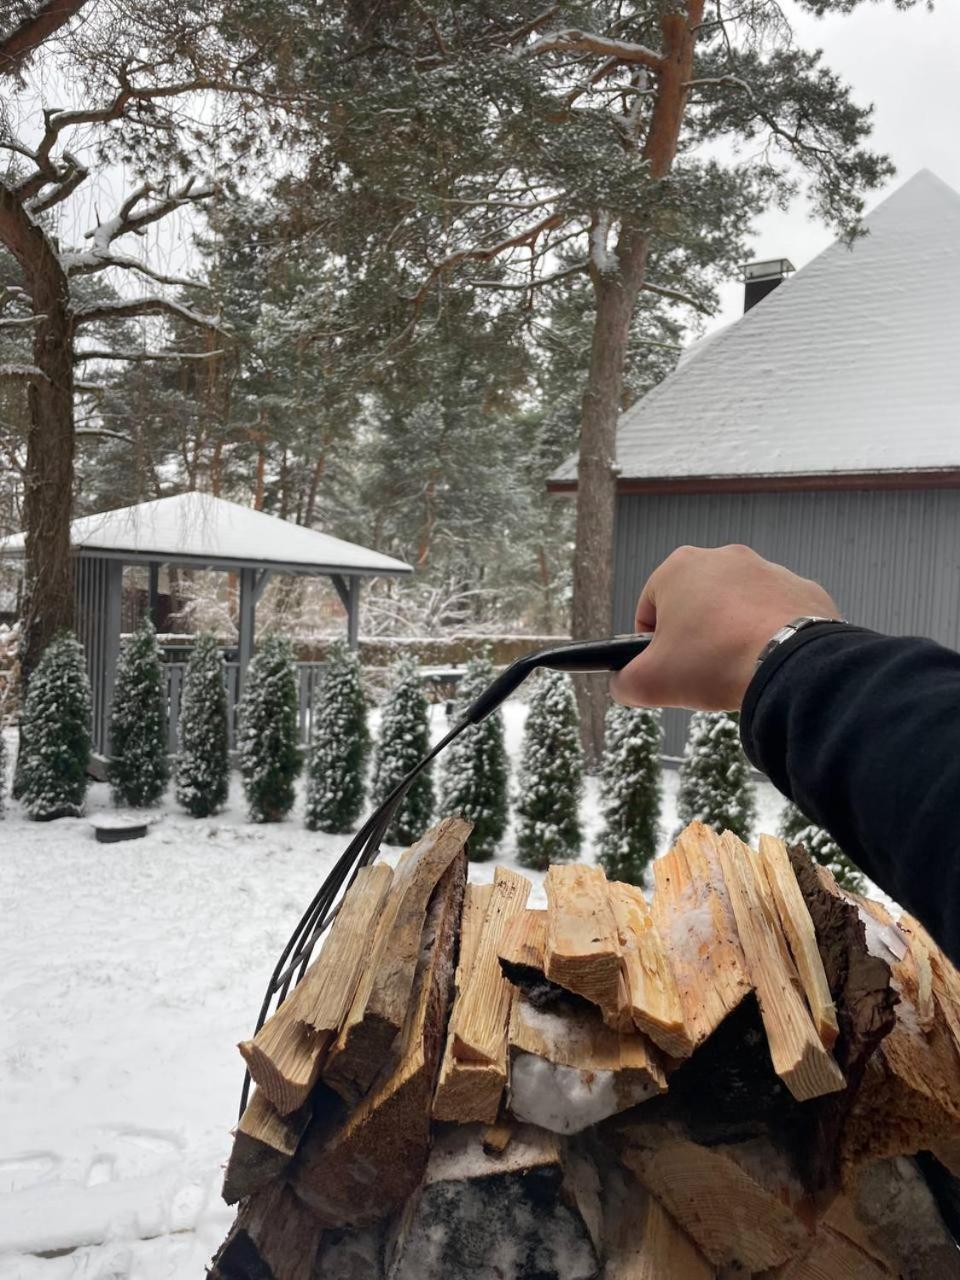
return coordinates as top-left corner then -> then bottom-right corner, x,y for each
107,618 -> 169,807
373,654 -> 434,846
676,710 -> 756,843
780,800 -> 865,892
515,669 -> 583,871
597,702 -> 662,885
19,632 -> 91,820
438,655 -> 508,861
176,634 -> 230,818
305,640 -> 370,833
237,635 -> 301,823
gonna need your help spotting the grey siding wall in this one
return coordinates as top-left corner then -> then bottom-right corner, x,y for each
613,487 -> 960,756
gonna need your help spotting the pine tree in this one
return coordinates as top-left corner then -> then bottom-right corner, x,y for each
597,703 -> 662,886
676,711 -> 756,843
515,670 -> 583,871
237,634 -> 301,823
438,655 -> 508,862
373,655 -> 434,847
107,618 -> 169,807
305,640 -> 370,833
18,632 -> 92,820
780,800 -> 866,893
176,634 -> 230,818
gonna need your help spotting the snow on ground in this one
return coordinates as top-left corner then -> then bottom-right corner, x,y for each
0,704 -> 789,1279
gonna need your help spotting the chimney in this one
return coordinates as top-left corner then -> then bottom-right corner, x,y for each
742,258 -> 795,313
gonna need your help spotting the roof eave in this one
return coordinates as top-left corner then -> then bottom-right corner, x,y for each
0,544 -> 413,575
547,467 -> 960,497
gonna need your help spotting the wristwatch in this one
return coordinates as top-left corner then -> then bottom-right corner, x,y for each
755,616 -> 848,669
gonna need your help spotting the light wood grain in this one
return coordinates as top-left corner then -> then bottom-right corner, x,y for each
221,1088 -> 311,1205
608,879 -> 694,1059
718,831 -> 845,1102
544,863 -> 622,1018
451,867 -> 531,1064
498,907 -> 547,972
652,822 -> 753,1047
433,883 -> 505,1123
758,834 -> 839,1050
239,862 -> 393,1114
605,1172 -> 714,1280
294,850 -> 466,1226
323,816 -> 471,1103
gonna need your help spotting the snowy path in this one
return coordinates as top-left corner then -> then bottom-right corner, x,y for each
0,707 -> 788,1278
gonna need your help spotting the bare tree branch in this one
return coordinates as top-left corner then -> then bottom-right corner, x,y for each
0,0 -> 89,80
405,210 -> 564,304
76,426 -> 134,443
0,314 -> 44,330
641,280 -> 710,313
466,261 -> 588,291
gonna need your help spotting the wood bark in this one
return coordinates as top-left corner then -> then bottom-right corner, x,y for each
570,1 -> 704,765
0,186 -> 76,683
0,0 -> 89,78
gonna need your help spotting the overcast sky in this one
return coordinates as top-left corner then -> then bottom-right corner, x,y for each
708,0 -> 960,331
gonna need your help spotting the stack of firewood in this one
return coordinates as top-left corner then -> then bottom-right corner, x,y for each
210,816 -> 960,1279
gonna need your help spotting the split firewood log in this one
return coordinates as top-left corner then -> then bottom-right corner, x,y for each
386,1124 -> 601,1280
238,862 -> 394,1115
508,992 -> 665,1134
293,848 -> 466,1225
209,1181 -> 324,1280
652,822 -> 753,1048
603,1168 -> 714,1279
620,1123 -> 813,1272
222,1088 -> 313,1205
323,817 -> 471,1104
544,864 -> 623,1021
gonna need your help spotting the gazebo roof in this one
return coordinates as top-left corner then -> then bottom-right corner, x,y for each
0,492 -> 412,577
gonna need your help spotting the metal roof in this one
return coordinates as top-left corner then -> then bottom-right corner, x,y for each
552,170 -> 960,487
0,492 -> 413,577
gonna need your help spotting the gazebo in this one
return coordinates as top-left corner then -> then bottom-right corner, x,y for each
0,492 -> 412,758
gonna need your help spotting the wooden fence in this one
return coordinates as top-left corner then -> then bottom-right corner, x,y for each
163,661 -> 326,753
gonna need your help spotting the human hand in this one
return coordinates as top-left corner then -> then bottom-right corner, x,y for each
610,544 -> 841,711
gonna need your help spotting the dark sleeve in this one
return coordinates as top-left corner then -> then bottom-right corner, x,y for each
740,623 -> 960,965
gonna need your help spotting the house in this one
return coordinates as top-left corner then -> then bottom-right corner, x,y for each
550,170 -> 960,756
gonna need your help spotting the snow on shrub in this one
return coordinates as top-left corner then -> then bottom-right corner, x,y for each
373,654 -> 434,846
676,709 -> 755,843
597,702 -> 662,885
19,632 -> 91,820
515,669 -> 583,870
780,799 -> 865,892
176,634 -> 230,818
305,640 -> 370,833
237,634 -> 301,823
438,655 -> 508,861
107,618 -> 169,807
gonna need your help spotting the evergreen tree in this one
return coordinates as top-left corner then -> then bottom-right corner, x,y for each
237,635 -> 301,823
304,640 -> 370,833
107,618 -> 169,807
598,703 -> 662,886
515,670 -> 583,871
373,655 -> 434,846
438,655 -> 509,862
780,800 -> 866,893
19,632 -> 91,820
176,634 -> 230,818
676,711 -> 756,843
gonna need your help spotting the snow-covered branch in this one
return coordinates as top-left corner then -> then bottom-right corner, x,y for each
0,363 -> 49,384
74,347 -> 223,363
405,210 -> 563,305
522,29 -> 663,73
76,426 -> 134,443
641,280 -> 710,313
72,297 -> 224,331
0,314 -> 43,331
466,261 -> 587,291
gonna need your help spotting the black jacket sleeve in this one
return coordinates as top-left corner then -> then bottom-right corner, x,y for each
740,623 -> 960,966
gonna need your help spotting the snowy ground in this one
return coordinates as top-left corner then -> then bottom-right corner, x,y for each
0,704 -> 789,1279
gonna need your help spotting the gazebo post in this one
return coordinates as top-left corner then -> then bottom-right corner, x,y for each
330,574 -> 361,651
102,560 -> 123,754
147,561 -> 161,628
238,567 -> 272,692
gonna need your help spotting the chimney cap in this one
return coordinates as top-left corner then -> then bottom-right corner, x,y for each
743,258 -> 796,283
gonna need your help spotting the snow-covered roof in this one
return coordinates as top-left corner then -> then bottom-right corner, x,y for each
552,170 -> 960,487
0,492 -> 412,576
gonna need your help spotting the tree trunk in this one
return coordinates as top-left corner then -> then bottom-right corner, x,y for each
0,187 -> 76,683
569,1 -> 702,766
